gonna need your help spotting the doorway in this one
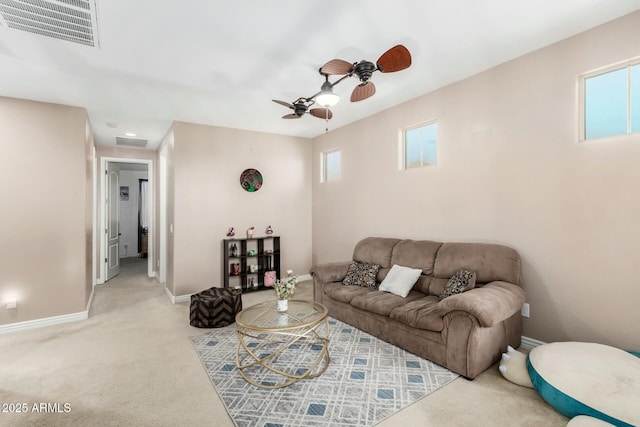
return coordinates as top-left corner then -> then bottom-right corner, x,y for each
98,157 -> 154,284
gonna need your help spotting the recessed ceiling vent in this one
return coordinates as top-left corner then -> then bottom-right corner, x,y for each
116,137 -> 147,148
0,0 -> 99,47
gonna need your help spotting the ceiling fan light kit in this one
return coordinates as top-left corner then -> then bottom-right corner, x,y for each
316,80 -> 340,107
273,44 -> 411,123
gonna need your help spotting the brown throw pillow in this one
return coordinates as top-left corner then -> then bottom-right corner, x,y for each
439,269 -> 476,300
342,262 -> 380,288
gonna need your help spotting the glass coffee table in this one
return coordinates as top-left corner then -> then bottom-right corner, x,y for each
235,300 -> 330,389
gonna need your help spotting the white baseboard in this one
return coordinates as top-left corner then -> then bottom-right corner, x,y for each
163,287 -> 192,304
175,294 -> 191,304
298,273 -> 312,282
164,286 -> 175,304
520,336 -> 546,351
0,311 -> 89,335
86,287 -> 95,313
164,274 -> 312,305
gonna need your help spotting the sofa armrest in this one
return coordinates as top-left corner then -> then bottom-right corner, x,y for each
437,281 -> 525,327
310,262 -> 351,283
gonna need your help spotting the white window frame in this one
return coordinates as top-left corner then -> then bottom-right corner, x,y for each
321,149 -> 341,183
400,120 -> 438,170
578,56 -> 640,142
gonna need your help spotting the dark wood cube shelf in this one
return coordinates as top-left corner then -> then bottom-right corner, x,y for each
223,236 -> 280,293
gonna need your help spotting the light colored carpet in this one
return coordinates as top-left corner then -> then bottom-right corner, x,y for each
0,258 -> 568,426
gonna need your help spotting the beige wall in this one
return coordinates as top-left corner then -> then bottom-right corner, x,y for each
96,145 -> 157,162
0,97 -> 94,325
171,122 -> 312,297
312,12 -> 640,350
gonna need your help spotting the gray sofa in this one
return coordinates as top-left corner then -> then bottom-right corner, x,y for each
310,237 -> 525,379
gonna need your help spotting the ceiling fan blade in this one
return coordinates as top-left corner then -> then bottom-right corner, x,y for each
376,44 -> 411,73
350,81 -> 376,102
282,114 -> 300,119
309,108 -> 333,120
320,59 -> 354,75
272,99 -> 294,109
273,99 -> 294,109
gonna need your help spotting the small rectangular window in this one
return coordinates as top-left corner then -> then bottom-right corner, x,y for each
403,122 -> 437,169
581,59 -> 640,140
322,149 -> 341,182
632,64 -> 640,133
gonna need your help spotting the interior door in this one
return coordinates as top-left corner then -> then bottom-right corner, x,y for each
106,162 -> 120,281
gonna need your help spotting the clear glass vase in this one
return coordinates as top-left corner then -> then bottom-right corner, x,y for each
276,297 -> 288,312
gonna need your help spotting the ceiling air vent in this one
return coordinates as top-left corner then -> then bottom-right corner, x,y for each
116,137 -> 148,148
0,0 -> 99,47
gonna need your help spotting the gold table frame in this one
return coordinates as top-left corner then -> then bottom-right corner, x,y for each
235,300 -> 330,389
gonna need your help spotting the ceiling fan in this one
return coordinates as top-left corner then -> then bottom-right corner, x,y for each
271,98 -> 333,120
320,44 -> 412,102
273,44 -> 411,121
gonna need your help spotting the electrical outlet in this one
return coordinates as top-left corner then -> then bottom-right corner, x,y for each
521,303 -> 530,318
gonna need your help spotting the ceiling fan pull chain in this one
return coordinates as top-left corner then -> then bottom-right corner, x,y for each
325,108 -> 329,132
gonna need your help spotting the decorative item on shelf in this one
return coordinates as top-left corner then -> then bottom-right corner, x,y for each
264,270 -> 276,287
249,264 -> 258,273
252,278 -> 258,289
230,243 -> 238,257
247,226 -> 255,239
266,225 -> 273,235
240,168 -> 263,192
247,249 -> 257,256
274,270 -> 297,312
231,263 -> 240,276
226,227 -> 235,237
265,249 -> 273,254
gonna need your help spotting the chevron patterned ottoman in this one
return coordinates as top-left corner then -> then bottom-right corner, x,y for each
190,287 -> 242,328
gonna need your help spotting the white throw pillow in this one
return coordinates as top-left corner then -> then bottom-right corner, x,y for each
378,264 -> 422,298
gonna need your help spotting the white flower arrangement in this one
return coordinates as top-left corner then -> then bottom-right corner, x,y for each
274,270 -> 297,299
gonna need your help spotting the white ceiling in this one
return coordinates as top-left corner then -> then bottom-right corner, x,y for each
1,1 -> 639,150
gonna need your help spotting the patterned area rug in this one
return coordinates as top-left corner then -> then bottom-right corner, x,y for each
190,318 -> 459,427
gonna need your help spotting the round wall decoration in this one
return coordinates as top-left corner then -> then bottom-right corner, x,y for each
240,168 -> 263,192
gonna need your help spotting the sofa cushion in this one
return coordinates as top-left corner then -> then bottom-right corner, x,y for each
342,262 -> 380,288
350,290 -> 424,317
379,264 -> 423,297
353,237 -> 401,269
433,242 -> 521,285
324,282 -> 374,304
389,296 -> 444,332
439,269 -> 477,300
391,239 -> 442,275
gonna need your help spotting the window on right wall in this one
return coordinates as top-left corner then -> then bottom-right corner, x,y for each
581,59 -> 640,140
321,149 -> 341,183
403,121 -> 438,169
